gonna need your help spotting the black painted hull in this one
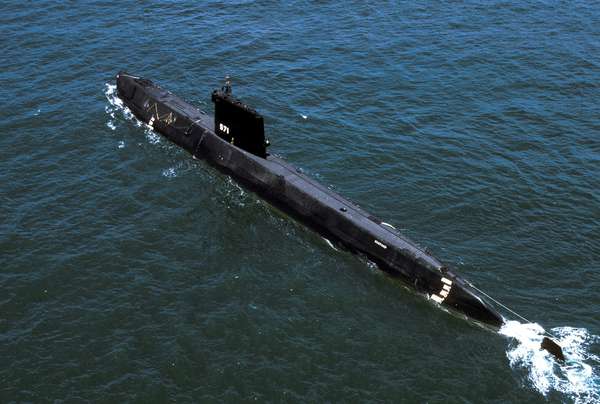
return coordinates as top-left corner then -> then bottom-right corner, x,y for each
116,72 -> 504,328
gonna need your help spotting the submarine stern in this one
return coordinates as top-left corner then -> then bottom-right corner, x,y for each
437,277 -> 504,328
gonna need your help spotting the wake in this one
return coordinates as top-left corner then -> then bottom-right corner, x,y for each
500,321 -> 600,403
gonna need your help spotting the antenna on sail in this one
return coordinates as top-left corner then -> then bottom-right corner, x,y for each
222,75 -> 232,96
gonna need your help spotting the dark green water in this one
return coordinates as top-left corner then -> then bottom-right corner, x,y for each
2,1 -> 599,402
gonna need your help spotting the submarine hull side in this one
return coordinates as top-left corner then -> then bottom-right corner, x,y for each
116,72 -> 504,329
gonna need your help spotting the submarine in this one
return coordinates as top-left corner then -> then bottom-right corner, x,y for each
115,71 -> 564,359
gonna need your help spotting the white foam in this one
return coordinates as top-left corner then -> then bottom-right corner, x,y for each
229,177 -> 245,195
144,127 -> 161,144
104,82 -> 163,145
322,237 -> 339,251
162,167 -> 177,178
104,83 -> 131,119
500,321 -> 600,403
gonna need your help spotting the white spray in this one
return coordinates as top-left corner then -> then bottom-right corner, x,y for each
500,321 -> 600,403
104,83 -> 161,145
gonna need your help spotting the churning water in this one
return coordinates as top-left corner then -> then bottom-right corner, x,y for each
500,321 -> 599,403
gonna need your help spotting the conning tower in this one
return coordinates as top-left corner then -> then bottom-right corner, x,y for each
211,77 -> 269,158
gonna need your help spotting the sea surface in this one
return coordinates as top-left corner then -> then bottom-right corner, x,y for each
1,1 -> 599,402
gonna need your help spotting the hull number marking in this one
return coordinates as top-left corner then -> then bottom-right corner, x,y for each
219,123 -> 230,134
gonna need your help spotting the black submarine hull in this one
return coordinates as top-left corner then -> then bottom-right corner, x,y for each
116,72 -> 504,328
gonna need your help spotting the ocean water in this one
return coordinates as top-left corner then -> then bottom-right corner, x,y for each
2,1 -> 599,402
